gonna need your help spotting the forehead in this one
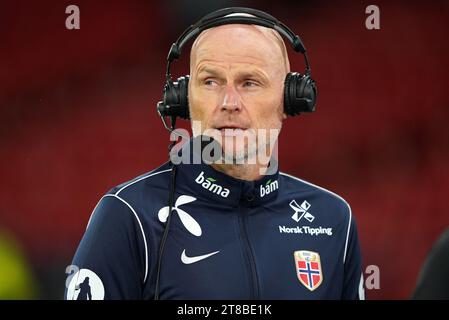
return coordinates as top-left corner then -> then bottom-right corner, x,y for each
190,24 -> 286,70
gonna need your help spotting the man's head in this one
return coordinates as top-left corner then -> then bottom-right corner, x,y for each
188,22 -> 290,164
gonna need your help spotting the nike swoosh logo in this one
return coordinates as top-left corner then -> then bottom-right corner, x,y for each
181,249 -> 220,264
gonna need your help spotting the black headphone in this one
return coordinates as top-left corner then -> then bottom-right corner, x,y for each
156,7 -> 317,130
154,7 -> 317,300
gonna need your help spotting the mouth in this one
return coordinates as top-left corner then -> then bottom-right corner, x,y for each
214,126 -> 248,137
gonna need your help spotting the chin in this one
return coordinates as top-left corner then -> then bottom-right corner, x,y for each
221,143 -> 259,165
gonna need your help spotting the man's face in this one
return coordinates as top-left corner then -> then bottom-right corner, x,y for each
188,24 -> 288,163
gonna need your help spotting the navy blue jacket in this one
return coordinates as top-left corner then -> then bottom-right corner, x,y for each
65,158 -> 364,300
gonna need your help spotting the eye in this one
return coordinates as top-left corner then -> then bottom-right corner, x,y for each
204,79 -> 219,87
242,80 -> 259,88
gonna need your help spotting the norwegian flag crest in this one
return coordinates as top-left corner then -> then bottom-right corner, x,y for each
294,250 -> 323,291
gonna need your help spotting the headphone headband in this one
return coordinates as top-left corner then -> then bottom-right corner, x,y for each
166,7 -> 310,77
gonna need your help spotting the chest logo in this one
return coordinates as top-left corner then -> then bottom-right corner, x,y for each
158,195 -> 202,236
290,200 -> 315,223
181,249 -> 220,264
294,250 -> 323,291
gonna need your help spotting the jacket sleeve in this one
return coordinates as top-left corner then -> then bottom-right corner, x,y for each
341,214 -> 365,300
64,194 -> 148,300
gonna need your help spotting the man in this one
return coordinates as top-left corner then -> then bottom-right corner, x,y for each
65,8 -> 364,300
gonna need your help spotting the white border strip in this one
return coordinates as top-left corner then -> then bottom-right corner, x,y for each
110,194 -> 149,283
358,272 -> 365,300
343,208 -> 352,264
85,194 -> 149,283
115,168 -> 172,196
280,172 -> 353,264
85,194 -> 108,231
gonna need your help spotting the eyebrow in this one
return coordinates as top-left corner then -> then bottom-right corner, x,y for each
196,66 -> 269,82
196,66 -> 221,76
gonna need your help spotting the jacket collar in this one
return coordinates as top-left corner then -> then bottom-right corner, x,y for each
174,138 -> 280,207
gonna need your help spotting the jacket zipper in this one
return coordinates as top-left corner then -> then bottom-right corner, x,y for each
238,209 -> 260,299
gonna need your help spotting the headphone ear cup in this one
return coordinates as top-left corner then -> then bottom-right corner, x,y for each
179,75 -> 190,120
284,72 -> 317,116
160,75 -> 190,119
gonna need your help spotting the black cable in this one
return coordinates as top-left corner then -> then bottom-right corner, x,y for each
154,139 -> 178,300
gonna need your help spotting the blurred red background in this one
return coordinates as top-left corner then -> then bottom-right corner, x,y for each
0,0 -> 448,299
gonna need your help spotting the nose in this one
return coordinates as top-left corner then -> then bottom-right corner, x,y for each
220,85 -> 241,113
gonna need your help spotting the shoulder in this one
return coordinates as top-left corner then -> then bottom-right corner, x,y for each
279,171 -> 353,222
82,163 -> 173,282
107,162 -> 173,199
86,162 -> 172,229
